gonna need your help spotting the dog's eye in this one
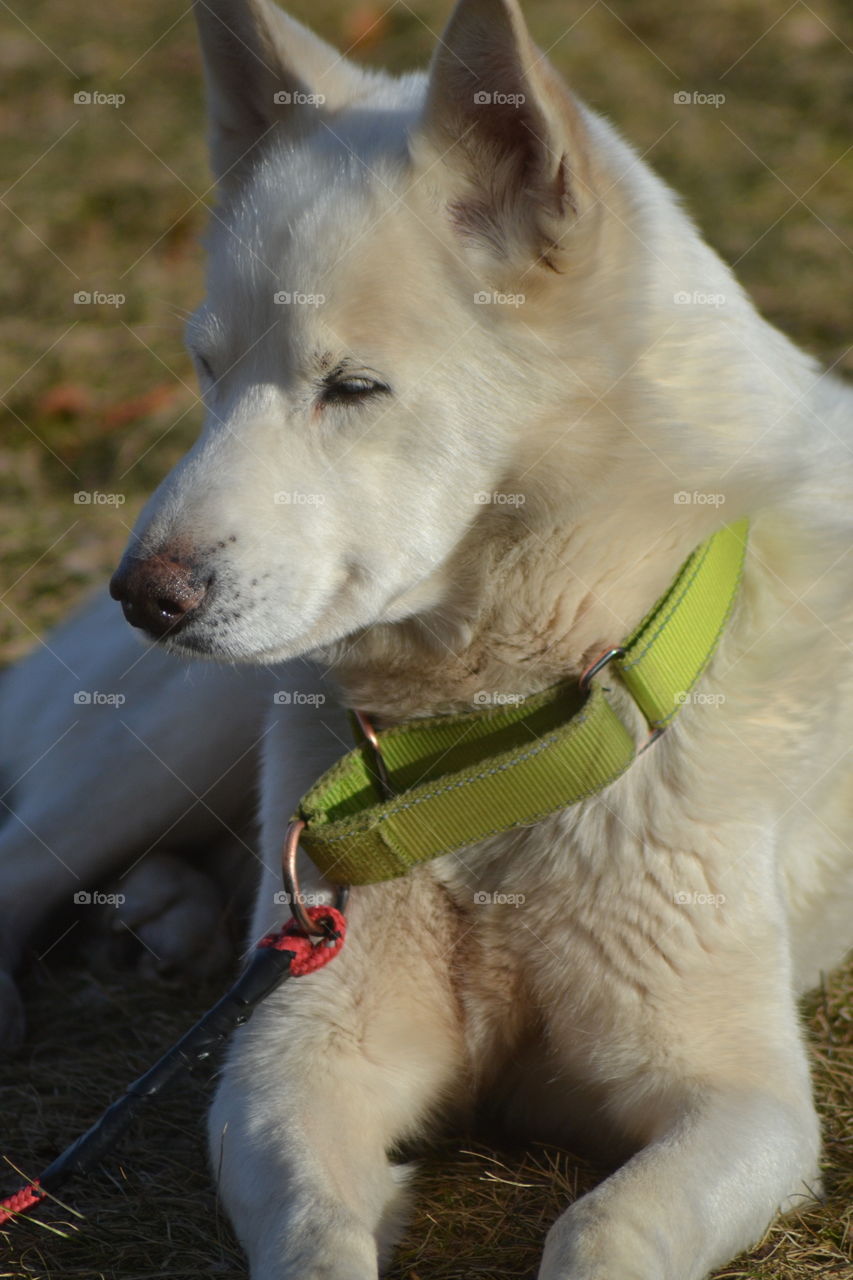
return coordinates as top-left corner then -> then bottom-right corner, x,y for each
321,375 -> 390,406
193,352 -> 215,382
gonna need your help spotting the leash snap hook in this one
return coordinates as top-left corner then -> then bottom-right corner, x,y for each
281,818 -> 349,940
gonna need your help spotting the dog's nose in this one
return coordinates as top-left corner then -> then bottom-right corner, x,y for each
109,551 -> 208,637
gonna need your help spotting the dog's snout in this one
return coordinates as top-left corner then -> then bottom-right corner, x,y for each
109,551 -> 209,637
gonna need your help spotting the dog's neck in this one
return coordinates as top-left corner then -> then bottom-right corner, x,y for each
323,499 -> 703,722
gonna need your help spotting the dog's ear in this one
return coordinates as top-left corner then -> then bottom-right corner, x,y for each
413,0 -> 594,272
193,0 -> 366,187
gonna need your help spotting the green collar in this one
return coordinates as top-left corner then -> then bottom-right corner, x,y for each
295,519 -> 748,886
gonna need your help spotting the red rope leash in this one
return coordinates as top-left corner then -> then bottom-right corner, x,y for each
257,905 -> 347,975
0,905 -> 346,1228
0,1181 -> 45,1226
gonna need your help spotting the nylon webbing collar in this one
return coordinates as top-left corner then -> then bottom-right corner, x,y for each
296,519 -> 749,885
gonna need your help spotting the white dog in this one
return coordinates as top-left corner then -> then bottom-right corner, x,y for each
1,1 -> 851,1277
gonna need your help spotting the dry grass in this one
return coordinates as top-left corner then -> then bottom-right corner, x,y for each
0,953 -> 850,1278
0,0 -> 851,1276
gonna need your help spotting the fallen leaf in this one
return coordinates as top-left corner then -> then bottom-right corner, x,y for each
100,383 -> 184,430
37,383 -> 93,419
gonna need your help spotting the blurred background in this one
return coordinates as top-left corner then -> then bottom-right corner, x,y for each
0,1 -> 851,1276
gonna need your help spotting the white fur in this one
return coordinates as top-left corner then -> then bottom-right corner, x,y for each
0,1 -> 851,1277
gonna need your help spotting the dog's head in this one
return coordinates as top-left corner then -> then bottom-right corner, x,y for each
108,0 -> 626,661
111,0 -> 760,664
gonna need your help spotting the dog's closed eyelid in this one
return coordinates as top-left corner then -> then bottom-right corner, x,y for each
191,351 -> 216,382
318,374 -> 392,406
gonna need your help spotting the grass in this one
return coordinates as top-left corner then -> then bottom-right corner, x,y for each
0,957 -> 850,1278
0,0 -> 851,1276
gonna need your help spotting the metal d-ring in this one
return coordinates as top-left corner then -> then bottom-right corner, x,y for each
281,710 -> 391,939
353,708 -> 395,801
579,647 -> 667,753
281,818 -> 349,939
578,646 -> 626,693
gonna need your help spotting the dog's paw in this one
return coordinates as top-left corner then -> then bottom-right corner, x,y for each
93,852 -> 234,980
0,970 -> 25,1053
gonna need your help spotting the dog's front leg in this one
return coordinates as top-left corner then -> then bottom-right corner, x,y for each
208,695 -> 466,1276
210,876 -> 465,1280
538,1081 -> 819,1280
534,910 -> 821,1280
